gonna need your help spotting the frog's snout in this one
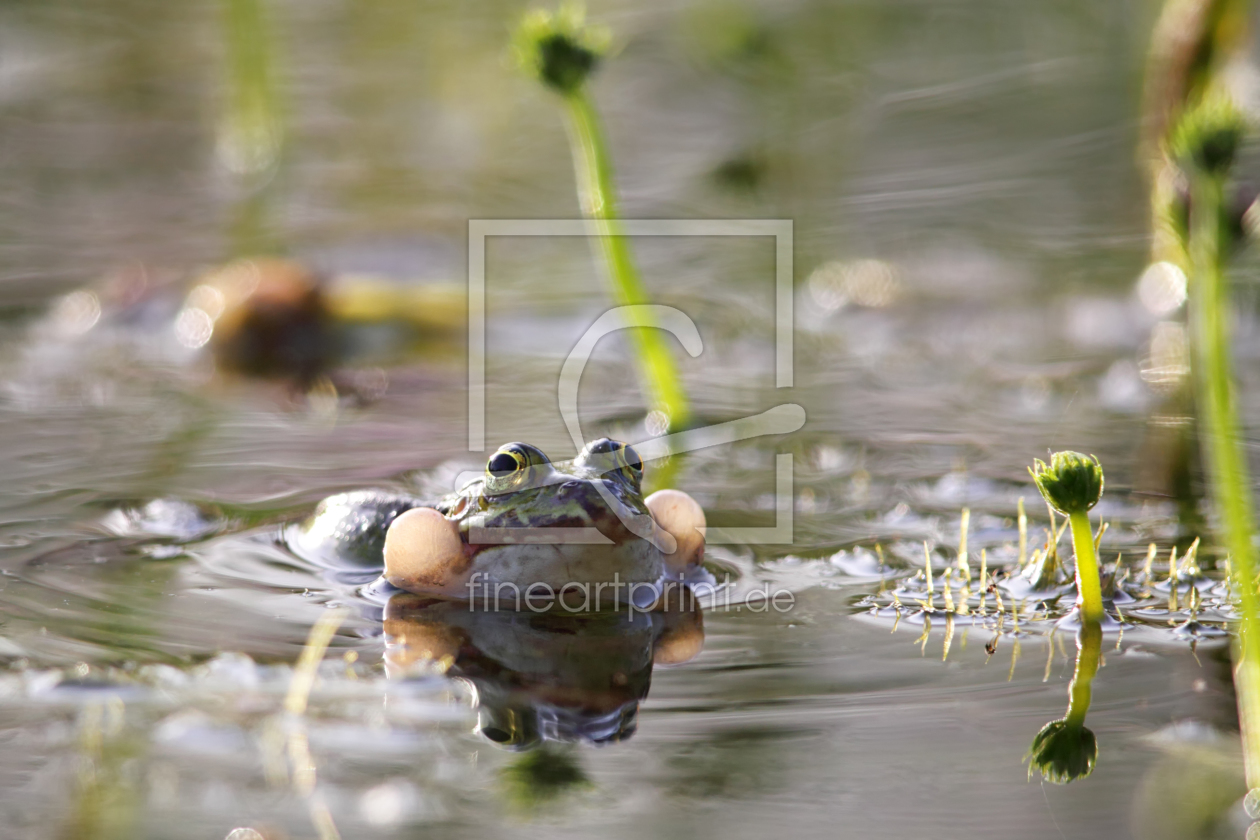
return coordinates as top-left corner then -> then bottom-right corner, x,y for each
645,490 -> 706,574
384,508 -> 470,592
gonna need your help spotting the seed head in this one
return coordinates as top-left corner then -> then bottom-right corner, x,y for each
1030,451 -> 1104,516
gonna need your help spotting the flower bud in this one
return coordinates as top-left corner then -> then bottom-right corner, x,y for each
1030,451 -> 1104,515
512,5 -> 610,96
1171,95 -> 1246,176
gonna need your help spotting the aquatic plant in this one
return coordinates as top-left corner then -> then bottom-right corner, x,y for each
220,0 -> 286,257
1030,451 -> 1106,625
1172,91 -> 1260,790
1142,0 -> 1250,269
1027,621 -> 1102,784
1140,0 -> 1260,797
513,3 -> 691,432
1018,535 -> 1070,593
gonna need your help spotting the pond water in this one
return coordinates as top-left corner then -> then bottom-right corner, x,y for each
0,0 -> 1257,838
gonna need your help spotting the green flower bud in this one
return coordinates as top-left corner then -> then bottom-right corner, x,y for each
1030,451 -> 1104,516
1171,94 -> 1246,176
512,4 -> 610,96
1026,719 -> 1097,784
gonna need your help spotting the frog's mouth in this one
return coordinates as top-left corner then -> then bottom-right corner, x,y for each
463,478 -> 656,550
445,478 -> 665,596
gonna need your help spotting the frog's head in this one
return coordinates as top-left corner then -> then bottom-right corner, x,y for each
383,438 -> 706,602
462,439 -> 652,541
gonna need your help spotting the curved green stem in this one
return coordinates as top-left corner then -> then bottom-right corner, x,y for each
1068,510 -> 1105,626
561,90 -> 691,432
1188,170 -> 1260,789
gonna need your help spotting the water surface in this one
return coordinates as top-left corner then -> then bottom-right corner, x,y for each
0,1 -> 1252,838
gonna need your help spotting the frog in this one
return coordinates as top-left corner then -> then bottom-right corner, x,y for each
288,437 -> 707,608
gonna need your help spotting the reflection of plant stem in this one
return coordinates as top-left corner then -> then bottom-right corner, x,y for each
561,89 -> 691,430
1065,621 -> 1103,728
1186,165 -> 1260,788
1068,510 -> 1105,626
284,609 -> 348,840
1027,623 -> 1101,784
58,697 -> 151,840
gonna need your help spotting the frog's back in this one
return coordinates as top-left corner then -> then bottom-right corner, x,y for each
288,489 -> 426,569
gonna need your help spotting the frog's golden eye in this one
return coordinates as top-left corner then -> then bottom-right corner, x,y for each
487,450 -> 523,478
485,442 -> 550,493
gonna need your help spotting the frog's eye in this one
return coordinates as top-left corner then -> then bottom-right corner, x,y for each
484,442 -> 550,492
579,438 -> 621,461
622,444 -> 643,476
578,438 -> 644,486
487,450 -> 522,478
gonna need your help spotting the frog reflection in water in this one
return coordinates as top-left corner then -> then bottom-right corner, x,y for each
383,592 -> 704,746
293,437 -> 708,606
290,437 -> 709,747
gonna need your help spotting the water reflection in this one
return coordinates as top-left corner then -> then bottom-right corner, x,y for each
0,0 -> 1250,835
57,699 -> 142,840
382,592 -> 704,749
499,746 -> 592,811
1027,622 -> 1102,783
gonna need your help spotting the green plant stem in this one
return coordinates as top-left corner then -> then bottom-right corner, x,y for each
1068,510 -> 1105,625
1065,621 -> 1102,728
222,0 -> 284,255
223,0 -> 281,156
1188,171 -> 1260,789
561,89 -> 690,431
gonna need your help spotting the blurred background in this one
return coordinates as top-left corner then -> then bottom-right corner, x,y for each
0,1 -> 1255,838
